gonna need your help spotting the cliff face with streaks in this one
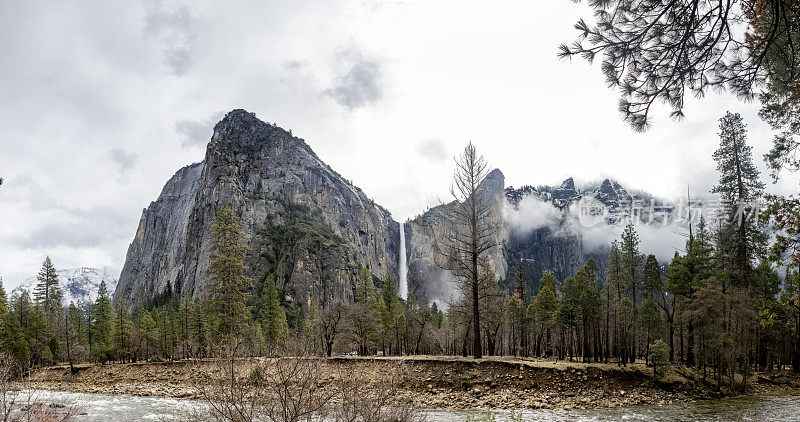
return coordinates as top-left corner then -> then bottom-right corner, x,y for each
115,110 -> 400,309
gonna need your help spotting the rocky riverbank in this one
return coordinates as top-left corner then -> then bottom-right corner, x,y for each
27,356 -> 795,411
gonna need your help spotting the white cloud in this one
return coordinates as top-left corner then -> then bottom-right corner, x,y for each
503,196 -> 562,236
141,0 -> 199,76
324,46 -> 384,109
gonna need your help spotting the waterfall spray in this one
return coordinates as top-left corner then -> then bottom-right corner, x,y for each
399,222 -> 408,299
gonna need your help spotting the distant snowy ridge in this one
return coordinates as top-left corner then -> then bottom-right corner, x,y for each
12,267 -> 119,306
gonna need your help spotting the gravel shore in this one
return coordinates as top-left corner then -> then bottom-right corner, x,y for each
28,356 -> 792,411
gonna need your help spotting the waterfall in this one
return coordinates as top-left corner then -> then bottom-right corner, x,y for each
399,222 -> 408,299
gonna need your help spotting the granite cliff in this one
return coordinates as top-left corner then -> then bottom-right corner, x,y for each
115,110 -> 400,310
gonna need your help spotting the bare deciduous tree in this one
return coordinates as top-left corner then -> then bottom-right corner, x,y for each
190,344 -> 422,422
317,301 -> 347,357
432,142 -> 500,359
0,354 -> 80,421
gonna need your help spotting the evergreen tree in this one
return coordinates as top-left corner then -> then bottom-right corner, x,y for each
0,311 -> 28,365
191,301 -> 211,358
668,216 -> 717,366
91,281 -> 113,362
0,284 -> 27,364
620,223 -> 643,363
138,309 -> 157,360
534,273 -> 558,358
207,206 -> 251,341
604,241 -> 624,363
638,298 -> 662,366
261,274 -> 288,351
712,112 -> 767,289
560,0 -> 800,130
34,257 -> 61,317
351,268 -> 379,355
389,293 -> 405,356
113,299 -> 132,362
574,259 -> 601,362
65,302 -> 85,366
376,293 -> 391,354
643,254 -> 662,300
0,279 -> 8,319
556,276 -> 579,361
26,304 -> 50,365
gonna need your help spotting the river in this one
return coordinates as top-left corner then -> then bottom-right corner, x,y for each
21,390 -> 800,421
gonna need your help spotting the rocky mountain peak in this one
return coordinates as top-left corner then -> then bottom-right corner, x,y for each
476,168 -> 505,202
486,168 -> 504,182
213,109 -> 268,138
551,177 -> 581,207
116,109 -> 400,309
209,109 -> 275,153
594,178 -> 630,205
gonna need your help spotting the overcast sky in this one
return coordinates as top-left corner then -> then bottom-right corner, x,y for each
1,0 -> 797,288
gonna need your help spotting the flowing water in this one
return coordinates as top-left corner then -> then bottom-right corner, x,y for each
399,222 -> 408,300
22,390 -> 800,421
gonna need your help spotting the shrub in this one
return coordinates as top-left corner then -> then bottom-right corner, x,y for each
650,339 -> 670,376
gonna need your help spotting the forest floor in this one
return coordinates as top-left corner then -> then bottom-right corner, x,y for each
26,355 -> 800,411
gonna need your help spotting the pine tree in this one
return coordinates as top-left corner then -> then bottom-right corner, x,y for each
137,309 -> 157,360
175,301 -> 192,359
379,276 -> 400,352
26,304 -> 50,365
66,303 -> 86,364
604,241 -> 624,363
0,281 -> 26,364
262,274 -> 288,351
91,281 -> 113,362
64,304 -> 80,371
389,294 -> 405,356
206,206 -> 251,341
556,275 -> 580,361
712,112 -> 767,289
351,268 -> 379,355
192,301 -> 211,358
643,254 -> 662,300
376,293 -> 390,355
113,299 -> 132,362
534,273 -> 558,358
34,257 -> 60,317
638,298 -> 662,366
667,216 -> 716,366
0,279 -> 8,319
0,310 -> 28,364
574,259 -> 601,362
620,223 -> 643,363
